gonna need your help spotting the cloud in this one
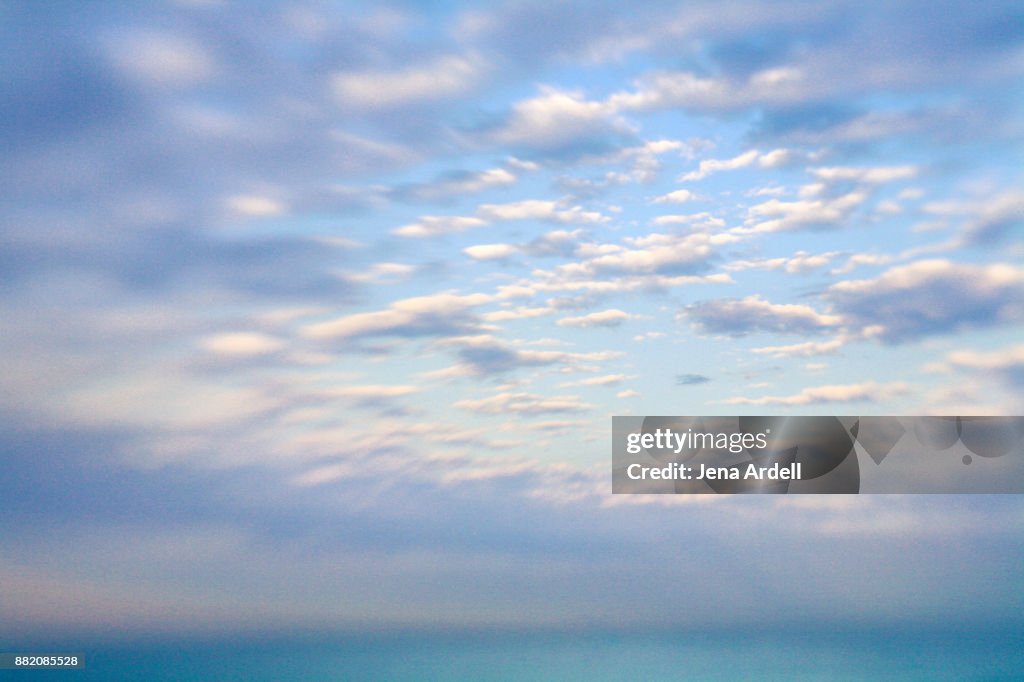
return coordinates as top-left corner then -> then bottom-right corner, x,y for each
324,385 -> 419,399
683,295 -> 840,336
723,381 -> 909,406
925,191 -> 1024,247
652,212 -> 726,229
201,332 -> 286,357
678,149 -> 761,181
608,67 -> 811,115
454,392 -> 591,415
224,194 -> 288,218
106,31 -> 216,87
396,201 -> 605,238
478,82 -> 665,160
556,309 -> 635,328
616,389 -> 640,398
826,260 -> 1024,343
651,189 -> 695,204
725,250 -> 840,274
751,339 -> 846,358
464,244 -> 519,261
939,345 -> 1024,387
400,167 -> 518,202
962,192 -> 1024,245
464,229 -> 587,263
810,165 -> 918,184
569,231 -> 735,276
430,335 -> 621,377
676,373 -> 711,385
393,215 -> 487,238
740,190 -> 869,234
343,262 -> 417,284
303,293 -> 491,341
583,374 -> 631,386
830,253 -> 894,275
477,200 -> 607,224
331,54 -> 484,108
481,306 -> 557,322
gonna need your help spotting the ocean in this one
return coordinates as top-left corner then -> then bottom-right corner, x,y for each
7,629 -> 1023,680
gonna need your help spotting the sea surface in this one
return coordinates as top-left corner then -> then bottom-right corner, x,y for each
6,629 -> 1023,680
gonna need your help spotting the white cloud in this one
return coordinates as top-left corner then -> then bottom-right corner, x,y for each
344,262 -> 416,283
959,192 -> 1024,245
201,332 -> 286,357
652,212 -> 726,230
477,200 -> 607,224
935,345 -> 1024,388
810,165 -> 918,184
331,54 -> 483,108
675,148 -> 799,182
323,384 -> 419,399
487,86 -> 630,149
757,148 -> 794,168
556,309 -> 635,328
826,260 -> 1024,342
408,168 -> 517,200
607,66 -> 811,115
751,339 -> 845,358
455,392 -> 591,414
397,201 -> 605,239
725,250 -> 840,274
464,244 -> 520,260
225,194 -> 287,217
567,231 -> 735,276
482,306 -> 556,322
944,346 -> 1024,372
684,295 -> 840,336
108,32 -> 215,86
575,374 -> 631,386
830,253 -> 894,275
633,331 -> 666,342
679,150 -> 760,181
429,335 -> 621,377
740,190 -> 868,234
651,189 -> 694,204
723,381 -> 909,406
393,215 -> 487,238
303,292 -> 491,340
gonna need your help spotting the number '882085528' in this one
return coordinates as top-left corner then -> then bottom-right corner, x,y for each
15,655 -> 79,667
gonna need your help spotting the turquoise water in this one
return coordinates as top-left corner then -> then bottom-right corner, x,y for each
8,630 -> 1023,680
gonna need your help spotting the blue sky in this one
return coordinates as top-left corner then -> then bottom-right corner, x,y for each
2,0 -> 1024,639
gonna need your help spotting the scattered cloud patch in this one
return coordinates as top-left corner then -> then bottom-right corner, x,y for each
652,189 -> 695,204
201,332 -> 286,357
683,295 -> 840,336
455,392 -> 591,414
752,339 -> 845,358
464,243 -> 520,261
740,190 -> 869,234
826,260 -> 1024,343
557,309 -> 636,328
723,381 -> 909,406
303,293 -> 491,341
393,215 -> 487,238
937,345 -> 1024,387
332,54 -> 484,108
225,194 -> 287,218
725,250 -> 840,274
